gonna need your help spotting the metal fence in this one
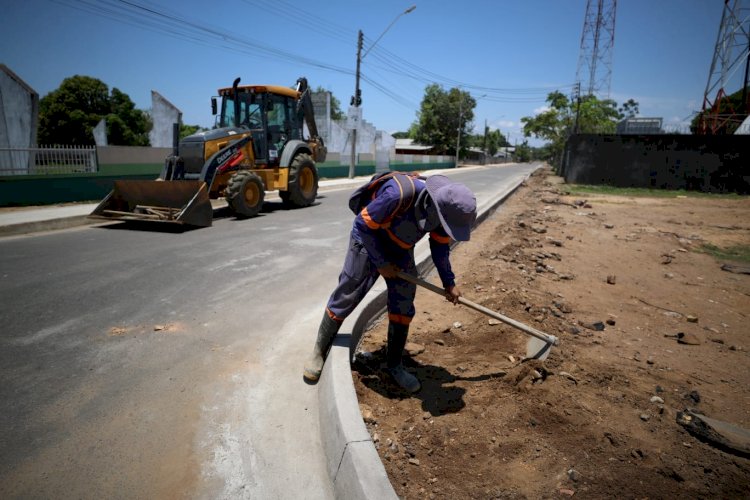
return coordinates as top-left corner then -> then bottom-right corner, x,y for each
0,145 -> 98,175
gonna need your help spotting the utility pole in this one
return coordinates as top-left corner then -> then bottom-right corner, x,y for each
348,30 -> 363,179
348,6 -> 415,178
573,82 -> 582,134
483,119 -> 488,156
455,94 -> 463,167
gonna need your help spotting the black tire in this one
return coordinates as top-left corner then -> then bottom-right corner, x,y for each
225,170 -> 265,218
280,153 -> 318,208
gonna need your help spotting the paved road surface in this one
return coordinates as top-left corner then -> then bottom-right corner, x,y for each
0,164 -> 535,499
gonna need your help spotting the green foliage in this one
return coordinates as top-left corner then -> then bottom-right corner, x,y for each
412,84 -> 475,155
618,98 -> 639,118
179,123 -> 207,139
106,88 -> 151,146
521,91 -> 626,167
567,184 -> 744,199
690,86 -> 749,134
699,243 -> 750,263
514,140 -> 532,162
38,75 -> 152,146
391,131 -> 411,139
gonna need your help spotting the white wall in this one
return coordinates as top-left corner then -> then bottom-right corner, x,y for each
0,65 -> 38,172
149,90 -> 182,148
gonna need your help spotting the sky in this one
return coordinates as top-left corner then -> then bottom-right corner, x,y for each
0,0 -> 726,146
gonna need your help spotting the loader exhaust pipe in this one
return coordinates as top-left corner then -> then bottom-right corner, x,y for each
232,77 -> 241,128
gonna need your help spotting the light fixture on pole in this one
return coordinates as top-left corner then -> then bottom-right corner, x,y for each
349,5 -> 416,179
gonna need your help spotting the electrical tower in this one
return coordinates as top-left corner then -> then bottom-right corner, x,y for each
575,0 -> 617,99
699,0 -> 750,134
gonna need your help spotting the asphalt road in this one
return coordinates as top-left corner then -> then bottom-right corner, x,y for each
0,163 -> 536,499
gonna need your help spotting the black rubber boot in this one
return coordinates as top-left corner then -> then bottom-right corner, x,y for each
386,322 -> 421,393
303,312 -> 342,382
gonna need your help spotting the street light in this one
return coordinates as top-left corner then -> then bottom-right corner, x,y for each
349,5 -> 416,179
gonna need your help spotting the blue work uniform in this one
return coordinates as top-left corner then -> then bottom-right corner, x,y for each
326,177 -> 455,326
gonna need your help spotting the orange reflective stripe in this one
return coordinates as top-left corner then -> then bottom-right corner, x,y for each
430,231 -> 451,244
388,313 -> 413,325
386,229 -> 413,249
326,308 -> 344,323
361,207 -> 381,229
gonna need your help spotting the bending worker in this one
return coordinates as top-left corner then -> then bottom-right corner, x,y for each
303,173 -> 477,393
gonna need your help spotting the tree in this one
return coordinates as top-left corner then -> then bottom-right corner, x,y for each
514,140 -> 532,162
38,75 -> 151,146
107,88 -> 151,146
412,84 -> 475,155
38,76 -> 110,145
618,98 -> 639,118
690,85 -> 749,134
180,124 -> 207,140
521,91 -> 623,166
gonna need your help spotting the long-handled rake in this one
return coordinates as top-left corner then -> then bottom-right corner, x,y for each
397,271 -> 559,360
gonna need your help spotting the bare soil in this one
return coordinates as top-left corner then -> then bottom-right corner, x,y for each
353,166 -> 750,499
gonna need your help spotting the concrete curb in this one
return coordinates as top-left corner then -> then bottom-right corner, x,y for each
317,169 -> 536,499
0,214 -> 93,237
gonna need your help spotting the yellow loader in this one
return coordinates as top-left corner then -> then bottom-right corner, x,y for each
90,77 -> 326,226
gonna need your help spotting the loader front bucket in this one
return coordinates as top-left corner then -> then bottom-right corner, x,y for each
89,180 -> 213,227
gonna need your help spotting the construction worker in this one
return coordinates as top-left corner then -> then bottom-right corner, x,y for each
303,174 -> 477,393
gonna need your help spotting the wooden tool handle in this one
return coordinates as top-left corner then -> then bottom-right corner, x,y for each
397,271 -> 558,346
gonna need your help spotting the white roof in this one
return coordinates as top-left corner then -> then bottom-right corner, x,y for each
395,138 -> 433,151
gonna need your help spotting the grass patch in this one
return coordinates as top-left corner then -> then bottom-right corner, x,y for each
699,243 -> 750,263
567,185 -> 745,199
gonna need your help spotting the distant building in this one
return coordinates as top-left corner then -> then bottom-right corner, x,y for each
616,117 -> 663,135
394,138 -> 436,155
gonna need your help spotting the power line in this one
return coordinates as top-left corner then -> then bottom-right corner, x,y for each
53,0 -> 572,110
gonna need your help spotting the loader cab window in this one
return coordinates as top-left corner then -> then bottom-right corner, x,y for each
265,94 -> 295,165
219,93 -> 262,129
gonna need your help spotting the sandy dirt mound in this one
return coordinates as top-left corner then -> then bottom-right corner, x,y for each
353,166 -> 750,499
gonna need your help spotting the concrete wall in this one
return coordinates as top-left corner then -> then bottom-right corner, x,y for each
0,146 -> 168,206
564,134 -> 750,193
0,65 -> 38,172
149,91 -> 181,148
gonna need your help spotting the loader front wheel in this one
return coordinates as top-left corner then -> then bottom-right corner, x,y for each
281,153 -> 318,208
226,170 -> 265,218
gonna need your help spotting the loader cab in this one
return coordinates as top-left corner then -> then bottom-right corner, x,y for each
216,86 -> 303,167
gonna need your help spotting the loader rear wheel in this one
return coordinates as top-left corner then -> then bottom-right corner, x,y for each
225,170 -> 265,218
281,153 -> 318,208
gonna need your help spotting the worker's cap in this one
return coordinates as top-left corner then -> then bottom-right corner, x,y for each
423,175 -> 476,241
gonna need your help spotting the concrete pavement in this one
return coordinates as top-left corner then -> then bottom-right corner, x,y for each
0,163 -> 537,498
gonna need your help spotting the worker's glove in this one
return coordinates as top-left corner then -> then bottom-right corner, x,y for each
378,263 -> 401,279
444,284 -> 461,304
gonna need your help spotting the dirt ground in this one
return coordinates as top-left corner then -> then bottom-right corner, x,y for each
352,166 -> 750,499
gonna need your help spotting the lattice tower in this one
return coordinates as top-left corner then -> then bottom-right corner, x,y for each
575,0 -> 617,99
699,0 -> 750,134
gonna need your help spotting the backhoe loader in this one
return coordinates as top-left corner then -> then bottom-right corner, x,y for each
90,77 -> 326,226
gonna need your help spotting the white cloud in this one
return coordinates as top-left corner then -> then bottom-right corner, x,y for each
533,106 -> 551,115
